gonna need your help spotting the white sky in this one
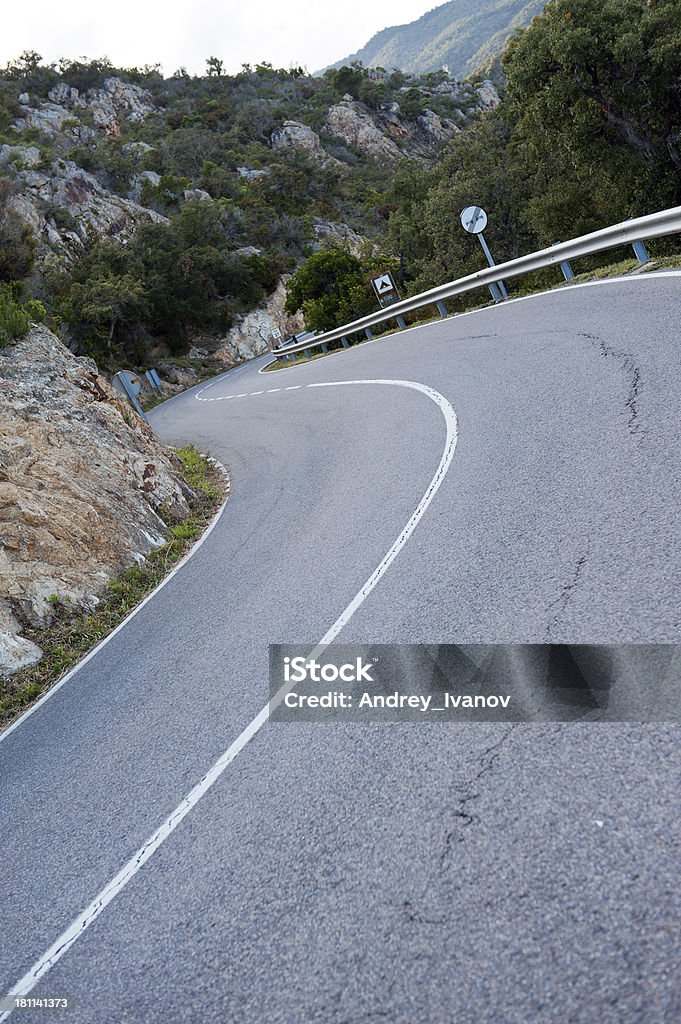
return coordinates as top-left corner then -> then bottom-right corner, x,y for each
3,0 -> 439,76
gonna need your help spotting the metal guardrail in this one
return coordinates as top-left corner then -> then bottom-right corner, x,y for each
273,205 -> 681,358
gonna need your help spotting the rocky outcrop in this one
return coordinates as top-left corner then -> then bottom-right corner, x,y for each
324,99 -> 460,163
0,145 -> 42,169
0,325 -> 191,674
475,79 -> 501,111
271,121 -> 326,159
325,101 -> 404,163
10,158 -> 168,255
45,77 -> 156,135
311,219 -> 366,257
213,277 -> 306,362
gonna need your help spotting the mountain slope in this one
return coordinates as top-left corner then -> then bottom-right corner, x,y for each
327,0 -> 546,78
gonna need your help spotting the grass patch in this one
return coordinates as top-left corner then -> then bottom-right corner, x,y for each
0,446 -> 226,730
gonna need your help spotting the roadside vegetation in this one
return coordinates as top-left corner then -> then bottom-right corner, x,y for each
0,447 -> 226,729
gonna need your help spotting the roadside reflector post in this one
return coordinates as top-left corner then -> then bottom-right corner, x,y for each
112,370 -> 148,422
395,315 -> 406,329
632,239 -> 650,264
436,300 -> 448,317
145,369 -> 162,394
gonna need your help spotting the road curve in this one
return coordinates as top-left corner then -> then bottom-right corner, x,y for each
1,275 -> 680,1024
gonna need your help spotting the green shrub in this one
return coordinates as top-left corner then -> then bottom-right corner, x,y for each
0,291 -> 30,347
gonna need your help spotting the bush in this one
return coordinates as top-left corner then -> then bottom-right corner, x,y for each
0,290 -> 30,347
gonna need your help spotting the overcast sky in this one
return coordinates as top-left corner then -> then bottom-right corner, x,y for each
2,0 -> 438,76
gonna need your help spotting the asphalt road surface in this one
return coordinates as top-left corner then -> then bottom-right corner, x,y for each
2,275 -> 680,1023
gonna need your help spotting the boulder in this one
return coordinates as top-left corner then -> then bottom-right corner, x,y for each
476,79 -> 501,111
271,120 -> 328,161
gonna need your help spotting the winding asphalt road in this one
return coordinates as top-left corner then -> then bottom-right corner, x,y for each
1,275 -> 680,1023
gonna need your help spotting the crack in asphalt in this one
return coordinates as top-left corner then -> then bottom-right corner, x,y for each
438,726 -> 518,865
580,331 -> 645,438
545,547 -> 590,639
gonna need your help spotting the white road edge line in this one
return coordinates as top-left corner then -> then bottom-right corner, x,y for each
0,379 -> 458,1018
0,462 -> 230,747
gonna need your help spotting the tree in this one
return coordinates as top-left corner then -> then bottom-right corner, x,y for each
206,57 -> 225,77
68,273 -> 147,354
0,177 -> 35,283
503,0 -> 681,235
284,248 -> 374,333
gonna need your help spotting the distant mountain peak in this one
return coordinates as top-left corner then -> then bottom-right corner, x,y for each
326,0 -> 547,79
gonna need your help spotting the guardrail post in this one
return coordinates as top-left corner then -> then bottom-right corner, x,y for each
304,349 -> 312,359
436,301 -> 448,317
321,342 -> 328,353
552,242 -> 575,281
489,282 -> 503,303
341,337 -> 350,348
365,327 -> 373,340
632,240 -> 650,264
395,315 -> 406,329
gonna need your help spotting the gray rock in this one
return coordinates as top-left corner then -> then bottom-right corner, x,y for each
271,120 -> 328,162
182,188 -> 211,202
0,145 -> 42,168
0,631 -> 43,677
237,166 -> 269,181
476,79 -> 501,111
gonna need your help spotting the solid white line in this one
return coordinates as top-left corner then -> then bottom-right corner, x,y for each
0,379 -> 458,1017
0,465 -> 230,747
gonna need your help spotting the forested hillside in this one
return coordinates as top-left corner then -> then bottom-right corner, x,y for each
0,56 -> 496,369
327,0 -> 546,78
381,0 -> 681,300
0,0 -> 679,373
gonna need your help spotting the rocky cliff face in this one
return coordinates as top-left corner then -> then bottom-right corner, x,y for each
324,98 -> 464,163
211,277 -> 306,362
2,150 -> 168,257
0,325 -> 191,674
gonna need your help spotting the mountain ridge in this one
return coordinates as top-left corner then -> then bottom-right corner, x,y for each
325,0 -> 546,78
